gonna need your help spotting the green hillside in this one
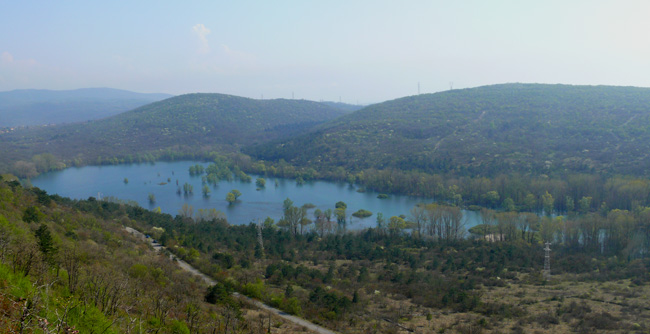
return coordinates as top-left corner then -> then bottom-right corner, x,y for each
246,84 -> 650,176
0,93 -> 346,173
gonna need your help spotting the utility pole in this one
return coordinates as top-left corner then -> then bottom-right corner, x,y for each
543,242 -> 551,280
418,82 -> 420,95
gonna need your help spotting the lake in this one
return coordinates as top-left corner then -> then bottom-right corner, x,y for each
33,161 -> 481,230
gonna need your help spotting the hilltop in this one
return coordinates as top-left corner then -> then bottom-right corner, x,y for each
0,93 -> 347,173
0,88 -> 172,126
246,83 -> 650,176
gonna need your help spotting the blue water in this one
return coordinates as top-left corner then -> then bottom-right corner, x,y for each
33,161 -> 481,230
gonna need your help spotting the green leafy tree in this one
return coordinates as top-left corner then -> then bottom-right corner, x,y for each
376,212 -> 386,233
566,196 -> 575,212
542,191 -> 554,215
579,196 -> 592,214
226,192 -> 236,204
183,182 -> 193,194
485,191 -> 500,208
524,193 -> 537,211
256,178 -> 266,188
502,197 -> 516,212
335,207 -> 347,232
388,216 -> 407,236
231,189 -> 242,200
202,185 -> 210,197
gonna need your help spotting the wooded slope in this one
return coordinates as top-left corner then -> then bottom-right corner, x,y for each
0,93 -> 346,169
247,84 -> 650,176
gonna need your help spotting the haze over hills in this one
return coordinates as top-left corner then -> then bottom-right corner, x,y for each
0,88 -> 173,126
0,93 -> 347,170
246,83 -> 650,177
319,101 -> 366,113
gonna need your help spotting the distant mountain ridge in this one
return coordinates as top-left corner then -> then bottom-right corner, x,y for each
245,83 -> 650,176
0,88 -> 173,126
0,92 -> 347,170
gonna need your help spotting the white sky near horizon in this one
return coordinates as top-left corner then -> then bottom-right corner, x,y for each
1,0 -> 649,104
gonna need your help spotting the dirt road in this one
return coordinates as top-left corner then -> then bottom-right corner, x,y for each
124,226 -> 338,334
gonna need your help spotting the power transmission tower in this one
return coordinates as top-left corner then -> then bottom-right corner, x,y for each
543,242 -> 551,280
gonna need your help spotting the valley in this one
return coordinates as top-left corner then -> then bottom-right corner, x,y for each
1,84 -> 650,333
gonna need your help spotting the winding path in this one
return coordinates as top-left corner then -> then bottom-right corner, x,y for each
124,226 -> 338,334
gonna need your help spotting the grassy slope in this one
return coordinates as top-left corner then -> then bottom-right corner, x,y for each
246,84 -> 650,176
0,179 -> 323,333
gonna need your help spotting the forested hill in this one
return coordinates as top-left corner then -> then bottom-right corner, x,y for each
0,93 -> 347,170
246,83 -> 650,176
0,88 -> 172,126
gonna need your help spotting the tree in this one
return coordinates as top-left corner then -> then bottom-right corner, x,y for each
388,216 -> 406,236
299,217 -> 312,235
283,198 -> 294,212
578,196 -> 592,214
542,191 -> 554,215
179,203 -> 194,218
256,178 -> 266,188
409,206 -> 426,237
23,206 -> 43,223
35,224 -> 57,265
148,193 -> 156,204
479,208 -> 496,238
485,191 -> 500,208
502,197 -> 515,212
183,182 -> 194,194
376,212 -> 386,234
231,189 -> 242,200
226,192 -> 236,204
279,201 -> 306,235
335,201 -> 347,209
565,196 -> 575,213
314,209 -> 326,236
202,185 -> 210,197
524,193 -> 537,212
335,208 -> 347,232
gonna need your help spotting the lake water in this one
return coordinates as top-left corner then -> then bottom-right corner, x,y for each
33,161 -> 481,230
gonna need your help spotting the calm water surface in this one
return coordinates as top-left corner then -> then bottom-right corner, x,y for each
33,161 -> 481,230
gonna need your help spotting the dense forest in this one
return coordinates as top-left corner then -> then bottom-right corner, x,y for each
247,84 -> 650,177
0,93 -> 347,174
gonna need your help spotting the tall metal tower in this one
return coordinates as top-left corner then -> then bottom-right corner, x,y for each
543,242 -> 551,280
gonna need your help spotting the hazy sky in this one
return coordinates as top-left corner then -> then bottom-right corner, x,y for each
2,1 -> 649,103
